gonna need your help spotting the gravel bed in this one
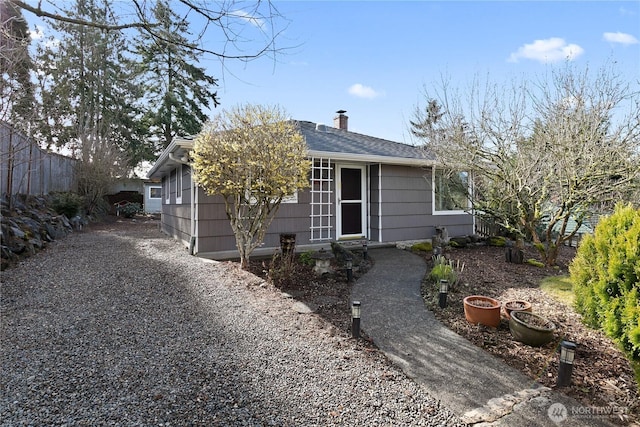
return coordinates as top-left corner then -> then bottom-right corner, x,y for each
1,220 -> 463,426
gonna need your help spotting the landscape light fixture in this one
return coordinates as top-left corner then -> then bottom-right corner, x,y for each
363,241 -> 368,260
439,279 -> 449,308
346,256 -> 353,282
557,340 -> 577,387
351,301 -> 361,339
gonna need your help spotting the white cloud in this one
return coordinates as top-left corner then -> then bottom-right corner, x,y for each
232,10 -> 265,29
348,83 -> 383,99
619,6 -> 636,16
29,25 -> 44,40
508,37 -> 584,63
603,32 -> 639,45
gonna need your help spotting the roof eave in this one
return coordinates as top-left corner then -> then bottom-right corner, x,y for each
147,137 -> 195,179
307,150 -> 436,167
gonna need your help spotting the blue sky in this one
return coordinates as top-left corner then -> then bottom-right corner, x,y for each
201,1 -> 640,144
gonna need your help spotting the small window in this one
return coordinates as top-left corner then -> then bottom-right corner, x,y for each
176,165 -> 183,204
164,176 -> 170,204
281,191 -> 298,204
433,169 -> 469,213
149,187 -> 162,199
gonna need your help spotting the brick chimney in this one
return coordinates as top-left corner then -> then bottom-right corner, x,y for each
334,110 -> 348,130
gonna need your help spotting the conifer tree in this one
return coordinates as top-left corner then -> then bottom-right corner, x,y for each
36,0 -> 150,169
0,0 -> 35,129
134,0 -> 219,151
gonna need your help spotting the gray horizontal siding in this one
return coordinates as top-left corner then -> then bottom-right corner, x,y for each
378,165 -> 473,242
160,167 -> 193,248
195,187 -> 313,254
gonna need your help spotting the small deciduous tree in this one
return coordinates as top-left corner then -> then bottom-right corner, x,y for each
411,64 -> 640,265
192,104 -> 310,268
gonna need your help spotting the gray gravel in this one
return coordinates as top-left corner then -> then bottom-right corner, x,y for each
1,221 -> 464,426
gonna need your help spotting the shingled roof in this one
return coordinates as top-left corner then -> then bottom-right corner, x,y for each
148,118 -> 436,179
296,120 -> 435,166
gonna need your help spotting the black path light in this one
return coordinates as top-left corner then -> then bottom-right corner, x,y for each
351,301 -> 361,339
438,279 -> 449,308
362,240 -> 368,260
557,340 -> 577,387
345,255 -> 353,282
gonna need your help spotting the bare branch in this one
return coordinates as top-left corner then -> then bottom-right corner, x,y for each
13,0 -> 292,61
11,0 -> 155,31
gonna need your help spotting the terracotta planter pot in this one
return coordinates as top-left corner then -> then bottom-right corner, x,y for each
463,295 -> 502,328
502,300 -> 532,319
509,311 -> 556,347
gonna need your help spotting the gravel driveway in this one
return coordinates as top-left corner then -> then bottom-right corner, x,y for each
1,220 -> 463,426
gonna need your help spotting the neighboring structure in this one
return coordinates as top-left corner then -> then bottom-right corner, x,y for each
143,181 -> 162,214
147,111 -> 474,259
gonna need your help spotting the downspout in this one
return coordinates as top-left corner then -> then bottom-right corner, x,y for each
190,179 -> 197,255
378,164 -> 382,242
168,152 -> 196,255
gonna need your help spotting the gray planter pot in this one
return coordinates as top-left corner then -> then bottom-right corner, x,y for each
509,311 -> 556,347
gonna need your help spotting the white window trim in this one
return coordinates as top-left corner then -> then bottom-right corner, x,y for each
176,165 -> 183,205
432,168 -> 470,216
164,176 -> 170,204
149,186 -> 162,199
281,191 -> 298,204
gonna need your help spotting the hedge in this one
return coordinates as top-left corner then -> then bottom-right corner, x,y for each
570,204 -> 640,358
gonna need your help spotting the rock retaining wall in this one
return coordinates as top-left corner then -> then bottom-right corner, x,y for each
1,195 -> 76,270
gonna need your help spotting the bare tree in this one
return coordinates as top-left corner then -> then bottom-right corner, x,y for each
11,0 -> 289,61
412,64 -> 640,265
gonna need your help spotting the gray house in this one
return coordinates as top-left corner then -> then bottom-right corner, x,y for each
147,111 -> 474,259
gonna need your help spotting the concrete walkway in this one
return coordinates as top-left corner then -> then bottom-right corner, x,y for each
352,248 -> 614,426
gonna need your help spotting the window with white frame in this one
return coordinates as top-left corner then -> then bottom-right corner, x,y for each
149,186 -> 162,199
176,165 -> 183,204
433,169 -> 469,213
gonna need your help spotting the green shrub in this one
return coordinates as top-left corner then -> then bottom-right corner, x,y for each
120,202 -> 141,218
299,251 -> 314,266
570,204 -> 640,359
429,255 -> 458,284
49,192 -> 84,218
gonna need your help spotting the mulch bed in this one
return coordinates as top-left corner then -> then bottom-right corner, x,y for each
421,244 -> 639,425
250,243 -> 638,425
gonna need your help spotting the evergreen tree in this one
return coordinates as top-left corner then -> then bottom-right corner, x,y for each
0,0 -> 35,129
134,0 -> 219,151
36,0 -> 151,169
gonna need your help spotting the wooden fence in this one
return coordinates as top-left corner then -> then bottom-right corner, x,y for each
475,215 -> 508,237
1,122 -> 77,196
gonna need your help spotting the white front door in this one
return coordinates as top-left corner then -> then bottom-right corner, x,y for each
336,165 -> 366,239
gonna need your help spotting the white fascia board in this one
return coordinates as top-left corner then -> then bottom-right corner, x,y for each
147,137 -> 195,179
306,150 -> 436,167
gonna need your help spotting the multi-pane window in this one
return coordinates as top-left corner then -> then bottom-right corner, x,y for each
434,169 -> 469,212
